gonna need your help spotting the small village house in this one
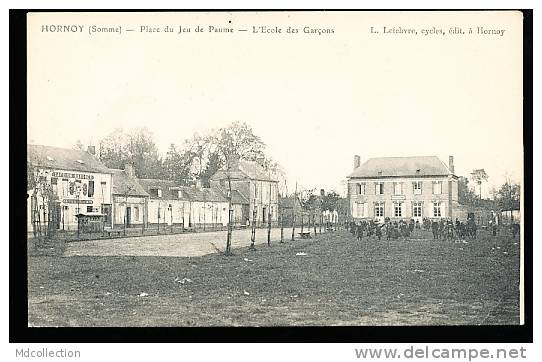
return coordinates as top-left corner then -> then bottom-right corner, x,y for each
210,158 -> 279,227
138,179 -> 230,229
138,179 -> 192,229
278,194 -> 302,226
110,164 -> 149,229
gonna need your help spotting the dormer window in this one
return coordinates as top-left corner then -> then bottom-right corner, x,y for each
46,156 -> 54,161
377,171 -> 383,176
416,169 -> 421,174
76,159 -> 85,164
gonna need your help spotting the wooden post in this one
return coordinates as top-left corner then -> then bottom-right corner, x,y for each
291,182 -> 297,241
250,183 -> 257,251
313,211 -> 317,235
280,214 -> 284,243
225,173 -> 233,255
267,181 -> 272,246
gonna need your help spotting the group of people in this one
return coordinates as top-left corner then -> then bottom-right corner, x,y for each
347,219 -> 416,242
346,217 -> 479,242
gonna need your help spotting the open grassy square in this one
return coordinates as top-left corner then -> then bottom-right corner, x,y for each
27,229 -> 520,326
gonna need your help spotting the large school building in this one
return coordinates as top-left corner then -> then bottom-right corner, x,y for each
347,155 -> 459,223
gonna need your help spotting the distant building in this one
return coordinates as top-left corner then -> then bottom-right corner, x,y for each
138,179 -> 229,229
210,158 -> 279,226
278,195 -> 302,226
110,165 -> 149,228
27,144 -> 113,231
137,179 -> 192,228
347,155 -> 459,222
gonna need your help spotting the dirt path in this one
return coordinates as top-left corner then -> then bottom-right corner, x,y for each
63,227 -> 296,257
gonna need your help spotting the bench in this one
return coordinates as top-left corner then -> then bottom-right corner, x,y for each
298,231 -> 311,239
104,230 -> 122,238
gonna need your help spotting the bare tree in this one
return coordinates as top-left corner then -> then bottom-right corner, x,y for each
470,169 -> 489,199
214,122 -> 266,255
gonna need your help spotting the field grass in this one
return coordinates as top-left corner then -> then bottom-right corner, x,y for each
27,229 -> 520,326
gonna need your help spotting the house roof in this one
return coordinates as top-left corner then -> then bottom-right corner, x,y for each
279,195 -> 302,208
231,190 -> 250,204
182,186 -> 228,203
211,160 -> 278,182
348,156 -> 451,179
110,169 -> 149,197
138,178 -> 228,202
138,178 -> 177,193
27,144 -> 111,174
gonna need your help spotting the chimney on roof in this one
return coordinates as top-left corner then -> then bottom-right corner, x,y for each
448,155 -> 455,174
195,179 -> 203,190
124,163 -> 134,178
256,156 -> 265,167
320,189 -> 325,197
87,145 -> 96,156
354,155 -> 361,170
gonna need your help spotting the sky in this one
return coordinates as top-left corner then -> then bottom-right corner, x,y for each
27,11 -> 523,197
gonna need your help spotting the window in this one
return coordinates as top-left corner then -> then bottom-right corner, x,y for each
134,207 -> 139,221
355,202 -> 367,218
88,180 -> 94,198
413,181 -> 422,195
433,202 -> 442,217
394,182 -> 403,195
413,202 -> 423,217
432,181 -> 442,194
394,202 -> 403,217
87,206 -> 93,212
375,202 -> 384,217
63,179 -> 69,196
375,182 -> 384,195
157,189 -> 162,198
51,177 -> 58,194
357,183 -> 365,195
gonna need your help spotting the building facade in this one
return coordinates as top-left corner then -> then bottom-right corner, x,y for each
111,165 -> 149,228
210,159 -> 280,226
138,179 -> 229,229
27,144 -> 113,231
138,179 -> 192,228
347,155 -> 459,222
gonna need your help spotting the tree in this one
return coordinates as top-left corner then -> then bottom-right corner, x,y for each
458,176 -> 480,206
470,169 -> 489,199
322,190 -> 341,212
163,144 -> 192,185
200,150 -> 224,187
98,128 -> 165,178
184,133 -> 212,180
494,181 -> 520,212
214,121 -> 267,255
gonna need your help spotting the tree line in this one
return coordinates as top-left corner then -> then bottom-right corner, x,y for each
75,121 -> 284,187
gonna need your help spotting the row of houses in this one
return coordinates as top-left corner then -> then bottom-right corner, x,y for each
27,144 -> 280,232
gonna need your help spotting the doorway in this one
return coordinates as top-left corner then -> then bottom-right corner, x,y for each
126,206 -> 132,227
